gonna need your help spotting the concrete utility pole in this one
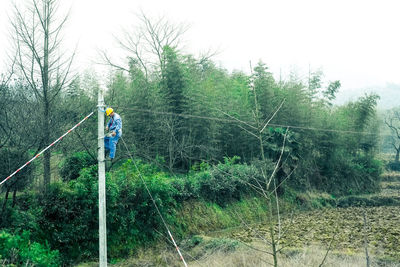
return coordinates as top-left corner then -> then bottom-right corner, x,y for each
98,88 -> 107,266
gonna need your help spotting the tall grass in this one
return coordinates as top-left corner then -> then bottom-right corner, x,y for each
188,246 -> 398,267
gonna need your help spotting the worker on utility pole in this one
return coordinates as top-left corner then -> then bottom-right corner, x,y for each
105,107 -> 122,160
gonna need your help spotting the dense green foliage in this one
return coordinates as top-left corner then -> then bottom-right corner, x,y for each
1,159 -> 266,264
0,155 -> 382,264
0,149 -> 33,215
59,151 -> 97,181
0,230 -> 60,266
0,14 -> 386,266
173,156 -> 270,205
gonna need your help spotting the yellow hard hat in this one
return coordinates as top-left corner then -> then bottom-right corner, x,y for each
105,107 -> 114,116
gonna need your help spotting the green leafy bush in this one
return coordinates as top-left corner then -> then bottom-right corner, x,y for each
0,148 -> 33,196
174,157 -> 267,206
0,230 -> 60,266
37,161 -> 178,263
38,158 -> 266,262
329,155 -> 382,195
194,163 -> 255,206
297,152 -> 382,195
59,151 -> 96,181
38,166 -> 99,264
107,160 -> 178,257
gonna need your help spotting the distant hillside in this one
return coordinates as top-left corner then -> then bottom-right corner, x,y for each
334,83 -> 400,110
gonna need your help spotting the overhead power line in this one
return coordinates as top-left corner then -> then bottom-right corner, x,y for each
115,106 -> 380,136
0,111 -> 95,186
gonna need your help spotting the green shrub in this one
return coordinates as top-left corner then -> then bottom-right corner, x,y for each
37,160 -> 179,263
302,153 -> 382,195
174,157 -> 266,206
59,151 -> 96,181
170,175 -> 199,201
0,148 -> 34,198
107,160 -> 178,257
334,155 -> 382,195
0,230 -> 60,266
194,164 -> 251,206
38,166 -> 99,264
0,206 -> 41,237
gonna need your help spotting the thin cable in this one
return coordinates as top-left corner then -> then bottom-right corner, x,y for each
120,137 -> 188,267
0,111 -> 95,186
114,106 -> 381,136
267,123 -> 377,136
115,106 -> 257,127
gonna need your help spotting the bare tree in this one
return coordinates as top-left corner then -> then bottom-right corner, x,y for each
121,12 -> 188,74
217,62 -> 306,266
226,105 -> 289,267
0,81 -> 12,150
10,0 -> 75,191
0,56 -> 17,150
99,11 -> 191,79
223,68 -> 287,266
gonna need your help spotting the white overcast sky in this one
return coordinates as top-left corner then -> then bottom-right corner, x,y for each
1,0 -> 400,92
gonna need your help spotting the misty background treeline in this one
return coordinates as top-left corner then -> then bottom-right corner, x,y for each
0,1 -> 394,265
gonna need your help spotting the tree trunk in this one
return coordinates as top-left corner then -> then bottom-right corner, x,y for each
42,3 -> 51,193
276,160 -> 285,196
169,134 -> 174,171
1,187 -> 11,214
395,148 -> 399,163
43,101 -> 51,192
12,188 -> 17,208
268,199 -> 278,267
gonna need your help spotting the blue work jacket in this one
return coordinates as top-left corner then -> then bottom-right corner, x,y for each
107,113 -> 122,137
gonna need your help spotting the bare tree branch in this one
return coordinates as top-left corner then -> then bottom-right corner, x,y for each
266,129 -> 288,190
260,99 -> 286,134
107,11 -> 189,75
